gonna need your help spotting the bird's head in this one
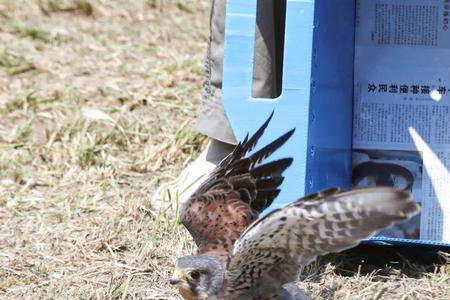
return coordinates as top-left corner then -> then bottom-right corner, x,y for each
170,255 -> 225,300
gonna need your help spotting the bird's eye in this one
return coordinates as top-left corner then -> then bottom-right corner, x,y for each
188,271 -> 200,280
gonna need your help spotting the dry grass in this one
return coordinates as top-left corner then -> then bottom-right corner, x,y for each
0,1 -> 449,299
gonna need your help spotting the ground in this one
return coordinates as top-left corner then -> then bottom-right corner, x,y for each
0,1 -> 449,299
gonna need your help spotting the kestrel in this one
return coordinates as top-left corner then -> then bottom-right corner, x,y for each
170,113 -> 419,300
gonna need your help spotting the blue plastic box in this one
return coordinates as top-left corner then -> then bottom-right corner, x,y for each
221,0 -> 450,248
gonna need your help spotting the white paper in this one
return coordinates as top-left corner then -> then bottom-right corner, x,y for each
354,0 -> 450,242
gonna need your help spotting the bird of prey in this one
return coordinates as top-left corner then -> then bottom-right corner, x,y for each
170,113 -> 420,300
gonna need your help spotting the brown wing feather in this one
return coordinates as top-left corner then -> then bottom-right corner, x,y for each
180,113 -> 294,258
181,189 -> 258,260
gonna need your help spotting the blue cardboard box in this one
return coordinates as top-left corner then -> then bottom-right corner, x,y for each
221,0 -> 450,248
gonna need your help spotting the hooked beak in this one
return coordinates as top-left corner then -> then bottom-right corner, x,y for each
170,270 -> 183,285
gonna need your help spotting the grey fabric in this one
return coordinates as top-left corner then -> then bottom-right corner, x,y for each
205,139 -> 236,163
196,0 -> 285,145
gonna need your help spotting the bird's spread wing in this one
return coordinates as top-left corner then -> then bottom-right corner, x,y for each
180,112 -> 294,259
225,187 -> 420,298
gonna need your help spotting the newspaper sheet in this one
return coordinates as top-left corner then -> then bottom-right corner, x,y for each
354,0 -> 450,242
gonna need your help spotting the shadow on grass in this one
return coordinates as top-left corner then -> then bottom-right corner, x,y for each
321,244 -> 450,279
